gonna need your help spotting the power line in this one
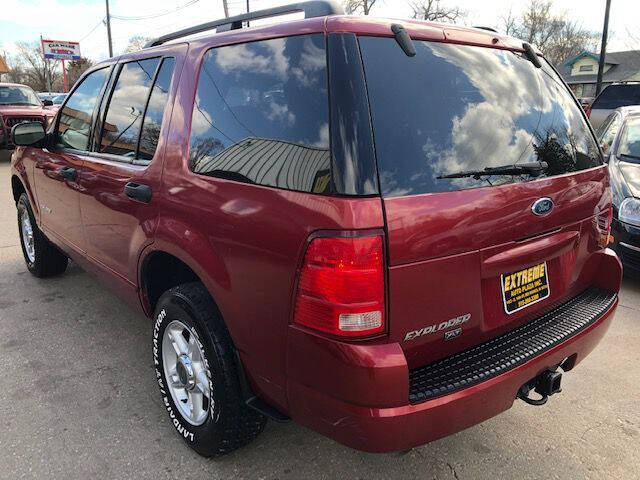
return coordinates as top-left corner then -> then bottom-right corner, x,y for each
79,17 -> 106,42
110,0 -> 200,21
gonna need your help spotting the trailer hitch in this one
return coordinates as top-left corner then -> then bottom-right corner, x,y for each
517,369 -> 563,406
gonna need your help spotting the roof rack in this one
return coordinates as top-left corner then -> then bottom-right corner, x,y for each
145,1 -> 344,48
473,26 -> 498,33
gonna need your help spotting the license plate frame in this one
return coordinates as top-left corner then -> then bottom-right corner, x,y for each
500,262 -> 550,315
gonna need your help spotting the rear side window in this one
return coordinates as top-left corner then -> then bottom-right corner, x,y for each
56,67 -> 108,151
99,58 -> 160,157
592,85 -> 640,110
359,38 -> 601,197
188,34 -> 330,193
139,58 -> 175,161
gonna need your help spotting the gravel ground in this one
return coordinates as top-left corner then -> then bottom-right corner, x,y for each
1,159 -> 639,480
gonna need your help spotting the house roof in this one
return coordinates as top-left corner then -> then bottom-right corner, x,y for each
557,50 -> 640,84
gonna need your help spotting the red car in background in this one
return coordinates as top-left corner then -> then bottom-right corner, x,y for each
0,83 -> 56,155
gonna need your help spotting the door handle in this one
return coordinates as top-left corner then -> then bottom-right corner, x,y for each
59,166 -> 77,181
124,182 -> 152,203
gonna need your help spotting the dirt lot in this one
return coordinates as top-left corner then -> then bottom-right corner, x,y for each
1,159 -> 639,480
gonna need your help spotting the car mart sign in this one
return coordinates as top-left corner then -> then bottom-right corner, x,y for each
41,39 -> 81,61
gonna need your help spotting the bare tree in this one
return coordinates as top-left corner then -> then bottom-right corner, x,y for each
343,0 -> 378,15
14,42 -> 61,92
409,0 -> 464,23
500,8 -> 518,36
518,0 -> 563,48
505,0 -> 599,65
124,35 -> 153,53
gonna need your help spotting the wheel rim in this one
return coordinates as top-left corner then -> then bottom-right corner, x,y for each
162,320 -> 212,426
20,209 -> 36,263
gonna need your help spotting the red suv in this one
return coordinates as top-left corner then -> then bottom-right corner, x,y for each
1,82 -> 56,154
9,1 -> 622,456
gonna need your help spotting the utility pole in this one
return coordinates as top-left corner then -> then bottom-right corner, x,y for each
222,0 -> 229,17
40,34 -> 52,92
596,0 -> 612,97
246,0 -> 249,13
105,0 -> 113,58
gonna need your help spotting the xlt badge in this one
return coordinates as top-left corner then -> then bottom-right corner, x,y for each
404,313 -> 471,341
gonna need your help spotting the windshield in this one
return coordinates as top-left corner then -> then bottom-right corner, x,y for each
359,37 -> 601,197
618,116 -> 640,163
0,85 -> 41,106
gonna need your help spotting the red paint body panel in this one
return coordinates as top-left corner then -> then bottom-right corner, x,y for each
288,290 -> 617,452
9,15 -> 622,453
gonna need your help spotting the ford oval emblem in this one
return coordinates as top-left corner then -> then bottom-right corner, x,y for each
531,197 -> 554,216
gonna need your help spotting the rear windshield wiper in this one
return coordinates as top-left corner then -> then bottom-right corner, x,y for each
437,161 -> 548,179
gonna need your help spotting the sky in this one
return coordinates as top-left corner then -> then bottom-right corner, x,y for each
1,0 -> 639,63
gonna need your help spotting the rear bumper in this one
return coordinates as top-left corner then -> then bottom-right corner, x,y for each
285,250 -> 622,453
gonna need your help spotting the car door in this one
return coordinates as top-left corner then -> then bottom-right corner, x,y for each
33,67 -> 111,251
77,53 -> 180,285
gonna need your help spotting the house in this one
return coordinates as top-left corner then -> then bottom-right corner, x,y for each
557,50 -> 640,100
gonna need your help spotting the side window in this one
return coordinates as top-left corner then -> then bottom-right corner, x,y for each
188,34 -> 330,193
99,58 -> 160,157
597,113 -> 622,155
56,68 -> 108,151
138,58 -> 175,161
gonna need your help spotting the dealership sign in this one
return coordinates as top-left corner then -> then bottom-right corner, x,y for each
41,39 -> 81,61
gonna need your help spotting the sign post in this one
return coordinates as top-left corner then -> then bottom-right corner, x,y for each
40,39 -> 81,93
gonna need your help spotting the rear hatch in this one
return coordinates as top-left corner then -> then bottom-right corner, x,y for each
359,35 -> 610,368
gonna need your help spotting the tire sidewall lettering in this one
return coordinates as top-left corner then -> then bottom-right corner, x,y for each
153,306 -> 198,443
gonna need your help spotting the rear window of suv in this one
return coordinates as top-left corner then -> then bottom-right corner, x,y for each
592,84 -> 640,110
188,34 -> 330,194
359,37 -> 601,197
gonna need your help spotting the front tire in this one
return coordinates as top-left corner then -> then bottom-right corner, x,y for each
17,193 -> 68,278
152,282 -> 266,457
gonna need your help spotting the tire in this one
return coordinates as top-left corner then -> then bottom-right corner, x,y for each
17,193 -> 68,278
152,282 -> 266,457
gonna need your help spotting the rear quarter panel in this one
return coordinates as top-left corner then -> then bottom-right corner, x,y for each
149,39 -> 384,412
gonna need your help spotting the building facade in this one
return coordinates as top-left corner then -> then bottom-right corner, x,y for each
558,50 -> 640,100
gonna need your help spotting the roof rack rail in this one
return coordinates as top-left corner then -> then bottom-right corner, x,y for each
473,26 -> 498,33
145,1 -> 344,48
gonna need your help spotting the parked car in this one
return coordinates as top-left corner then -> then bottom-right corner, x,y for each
596,106 -> 640,276
9,2 -> 622,457
0,83 -> 56,154
579,96 -> 594,110
51,93 -> 66,105
37,92 -> 63,103
587,83 -> 640,129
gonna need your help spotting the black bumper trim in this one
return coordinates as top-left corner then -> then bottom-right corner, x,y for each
409,288 -> 617,404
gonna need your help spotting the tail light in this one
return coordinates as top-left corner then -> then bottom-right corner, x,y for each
596,208 -> 613,248
294,234 -> 385,338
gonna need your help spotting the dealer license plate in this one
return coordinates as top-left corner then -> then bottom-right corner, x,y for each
500,262 -> 550,314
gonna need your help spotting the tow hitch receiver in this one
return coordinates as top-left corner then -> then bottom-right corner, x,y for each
517,369 -> 563,406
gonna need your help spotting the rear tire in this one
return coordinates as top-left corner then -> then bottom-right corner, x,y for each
152,282 -> 266,457
17,193 -> 68,278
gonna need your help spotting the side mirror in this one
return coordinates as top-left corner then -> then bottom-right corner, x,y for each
11,122 -> 46,146
43,99 -> 54,106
